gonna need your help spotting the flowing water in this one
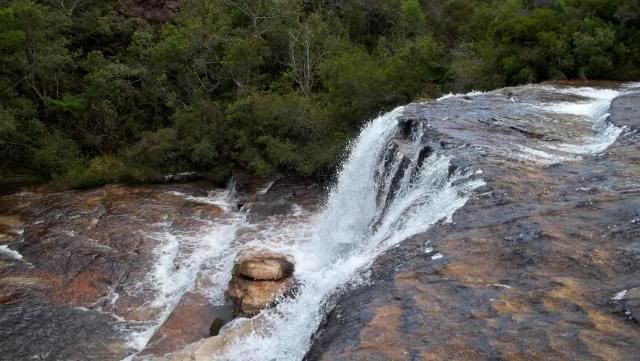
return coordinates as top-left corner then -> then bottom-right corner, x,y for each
119,83 -> 640,361
217,108 -> 485,361
106,189 -> 244,357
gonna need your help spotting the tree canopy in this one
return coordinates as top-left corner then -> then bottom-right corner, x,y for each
1,0 -> 638,187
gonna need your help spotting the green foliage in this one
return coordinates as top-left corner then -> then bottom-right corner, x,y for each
320,44 -> 389,127
127,128 -> 183,172
397,0 -> 426,37
227,92 -> 344,176
573,24 -> 617,78
0,107 -> 23,173
58,155 -> 162,189
0,0 -> 638,188
32,132 -> 81,179
0,1 -> 72,102
452,0 -> 639,86
223,36 -> 272,94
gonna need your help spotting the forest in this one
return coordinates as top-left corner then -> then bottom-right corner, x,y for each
1,0 -> 639,188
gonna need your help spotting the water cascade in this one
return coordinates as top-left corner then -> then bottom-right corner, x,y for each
217,107 -> 485,361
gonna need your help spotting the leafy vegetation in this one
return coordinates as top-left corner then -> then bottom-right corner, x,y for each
1,0 -> 638,187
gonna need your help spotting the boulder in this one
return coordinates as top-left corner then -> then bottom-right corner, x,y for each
227,276 -> 296,316
234,250 -> 294,281
227,249 -> 297,316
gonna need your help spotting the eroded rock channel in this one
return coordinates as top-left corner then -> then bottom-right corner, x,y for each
1,82 -> 639,361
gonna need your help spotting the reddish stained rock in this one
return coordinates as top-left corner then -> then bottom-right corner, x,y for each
179,201 -> 224,220
0,182 -> 232,360
50,271 -> 114,305
357,304 -> 406,359
0,215 -> 22,243
141,291 -> 234,357
0,289 -> 18,304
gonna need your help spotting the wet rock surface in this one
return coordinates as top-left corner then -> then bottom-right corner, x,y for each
139,293 -> 234,357
305,87 -> 640,360
228,275 -> 296,315
228,249 -> 297,316
152,315 -> 270,361
0,183 -> 232,360
0,175 -> 321,360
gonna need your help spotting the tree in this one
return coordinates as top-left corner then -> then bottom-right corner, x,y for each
320,44 -> 388,128
286,14 -> 332,96
223,35 -> 271,95
222,0 -> 277,36
0,1 -> 72,105
42,0 -> 91,17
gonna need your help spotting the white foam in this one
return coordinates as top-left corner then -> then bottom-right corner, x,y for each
257,180 -> 277,195
612,289 -> 628,301
513,145 -> 576,164
493,284 -> 512,289
545,88 -> 619,128
166,190 -> 235,211
546,123 -> 623,155
0,245 -> 23,260
122,192 -> 242,354
437,90 -> 485,102
531,85 -> 629,158
623,82 -> 640,90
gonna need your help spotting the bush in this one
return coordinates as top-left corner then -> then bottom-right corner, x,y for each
127,128 -> 183,172
57,156 -> 162,189
320,45 -> 388,128
32,132 -> 82,179
227,92 -> 345,177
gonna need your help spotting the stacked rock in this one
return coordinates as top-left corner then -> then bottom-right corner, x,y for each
227,249 -> 296,316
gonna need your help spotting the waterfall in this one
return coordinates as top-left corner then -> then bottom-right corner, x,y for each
218,107 -> 485,361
